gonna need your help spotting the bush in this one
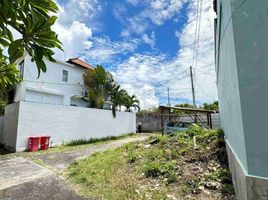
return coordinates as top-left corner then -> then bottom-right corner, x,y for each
143,161 -> 162,177
185,125 -> 203,137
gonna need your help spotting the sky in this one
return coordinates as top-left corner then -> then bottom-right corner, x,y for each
53,0 -> 218,109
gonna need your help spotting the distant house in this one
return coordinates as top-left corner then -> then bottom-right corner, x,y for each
13,54 -> 93,107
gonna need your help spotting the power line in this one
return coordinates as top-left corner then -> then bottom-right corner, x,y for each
136,69 -> 189,97
189,0 -> 202,107
192,0 -> 202,68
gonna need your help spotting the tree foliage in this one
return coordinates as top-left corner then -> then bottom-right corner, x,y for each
83,65 -> 140,117
203,101 -> 219,112
0,0 -> 62,76
83,65 -> 115,109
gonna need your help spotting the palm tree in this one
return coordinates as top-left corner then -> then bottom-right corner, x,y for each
110,85 -> 123,117
123,95 -> 140,112
83,65 -> 114,109
83,65 -> 140,117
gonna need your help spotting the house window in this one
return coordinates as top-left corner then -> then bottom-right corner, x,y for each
18,60 -> 24,78
62,70 -> 68,82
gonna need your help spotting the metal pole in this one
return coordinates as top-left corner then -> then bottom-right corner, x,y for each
190,66 -> 196,108
167,87 -> 170,107
190,66 -> 197,123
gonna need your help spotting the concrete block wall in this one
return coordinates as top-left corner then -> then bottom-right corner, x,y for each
0,116 -> 4,144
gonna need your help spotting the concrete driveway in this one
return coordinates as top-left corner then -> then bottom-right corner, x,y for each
0,157 -> 87,200
0,134 -> 150,200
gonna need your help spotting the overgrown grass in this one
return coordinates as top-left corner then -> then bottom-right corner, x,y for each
18,133 -> 139,156
64,133 -> 136,146
66,128 -> 236,200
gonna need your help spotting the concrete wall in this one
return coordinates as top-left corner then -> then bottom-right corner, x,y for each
5,101 -> 135,151
1,102 -> 20,151
14,54 -> 87,107
0,116 -> 4,144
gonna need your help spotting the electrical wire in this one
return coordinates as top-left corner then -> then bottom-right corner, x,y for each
192,0 -> 202,68
135,69 -> 189,97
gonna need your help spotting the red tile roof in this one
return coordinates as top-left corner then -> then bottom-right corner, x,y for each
67,58 -> 94,70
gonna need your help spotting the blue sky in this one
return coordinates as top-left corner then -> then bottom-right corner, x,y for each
54,0 -> 217,109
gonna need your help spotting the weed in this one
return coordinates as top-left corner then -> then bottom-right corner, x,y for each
143,161 -> 162,177
64,133 -> 136,146
221,184 -> 235,195
66,129 -> 235,200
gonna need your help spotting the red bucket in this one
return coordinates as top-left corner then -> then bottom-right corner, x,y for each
28,136 -> 40,152
40,136 -> 51,150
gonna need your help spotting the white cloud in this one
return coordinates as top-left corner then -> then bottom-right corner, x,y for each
149,0 -> 185,25
114,0 -> 218,109
83,37 -> 140,65
141,32 -> 156,48
52,21 -> 93,60
57,0 -> 102,27
120,84 -> 159,109
120,0 -> 186,37
52,0 -> 101,60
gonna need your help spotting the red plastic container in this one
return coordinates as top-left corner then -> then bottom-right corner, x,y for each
40,136 -> 51,150
28,136 -> 40,152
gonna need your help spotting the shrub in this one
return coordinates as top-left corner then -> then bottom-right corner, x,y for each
143,161 -> 162,177
185,125 -> 203,137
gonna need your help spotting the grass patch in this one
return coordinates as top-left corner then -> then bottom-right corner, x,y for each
66,128 -> 236,200
18,133 -> 139,156
64,133 -> 136,146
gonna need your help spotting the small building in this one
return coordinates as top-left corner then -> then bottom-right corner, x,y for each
214,0 -> 268,199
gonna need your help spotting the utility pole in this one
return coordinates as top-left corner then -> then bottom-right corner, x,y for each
190,66 -> 196,108
167,87 -> 171,107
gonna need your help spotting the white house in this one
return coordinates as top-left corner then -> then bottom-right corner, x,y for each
13,54 -> 93,107
0,55 -> 136,152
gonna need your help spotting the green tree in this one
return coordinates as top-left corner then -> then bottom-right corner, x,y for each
174,103 -> 195,108
123,94 -> 140,112
83,65 -> 114,109
202,101 -> 219,112
0,57 -> 21,114
110,85 -> 124,117
83,65 -> 140,117
173,103 -> 195,114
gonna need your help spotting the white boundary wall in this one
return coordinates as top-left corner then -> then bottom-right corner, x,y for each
2,101 -> 136,151
0,116 -> 4,144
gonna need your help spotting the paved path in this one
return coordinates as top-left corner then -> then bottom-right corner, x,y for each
0,134 -> 150,200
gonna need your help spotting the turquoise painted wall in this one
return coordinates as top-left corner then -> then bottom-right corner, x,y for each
217,0 -> 268,177
231,0 -> 268,177
216,0 -> 247,172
